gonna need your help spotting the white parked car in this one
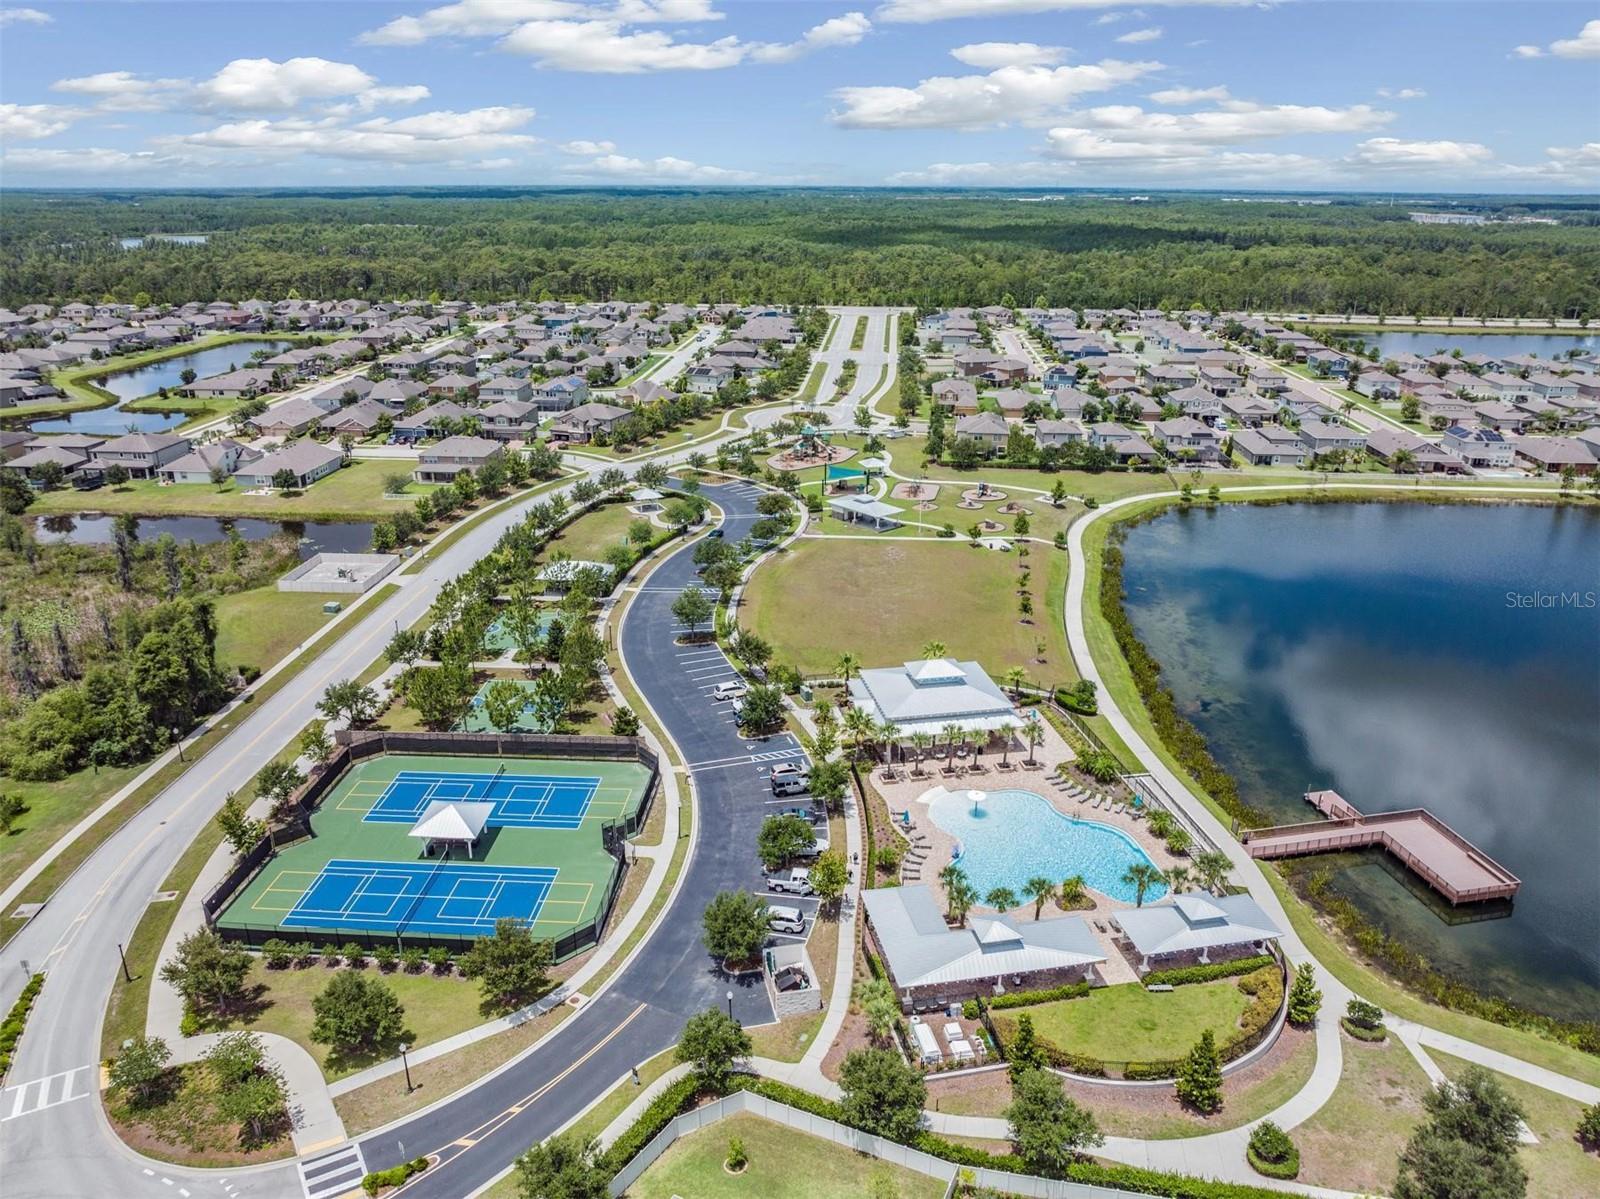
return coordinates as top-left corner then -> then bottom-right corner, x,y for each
767,905 -> 806,934
711,681 -> 747,703
767,868 -> 814,896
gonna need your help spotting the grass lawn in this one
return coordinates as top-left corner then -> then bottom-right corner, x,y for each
213,587 -> 336,675
27,458 -> 422,520
0,761 -> 144,896
742,537 -> 1072,683
542,500 -> 641,564
625,1112 -> 945,1199
848,315 -> 868,351
1433,1051 -> 1600,1199
1294,1034 -> 1433,1195
1000,980 -> 1251,1065
219,961 -> 497,1082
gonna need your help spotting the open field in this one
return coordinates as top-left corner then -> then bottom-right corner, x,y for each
213,586 -> 336,675
625,1112 -> 945,1199
26,459 -> 426,520
1295,1034 -> 1431,1195
742,537 -> 1071,682
995,980 -> 1252,1065
540,499 -> 642,564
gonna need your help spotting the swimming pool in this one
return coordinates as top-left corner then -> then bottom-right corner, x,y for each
927,788 -> 1167,906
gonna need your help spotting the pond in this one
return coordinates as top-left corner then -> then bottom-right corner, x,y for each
1117,501 -> 1600,1022
27,513 -> 373,558
927,787 -> 1167,906
119,234 -> 209,249
1348,330 -> 1597,361
28,339 -> 295,436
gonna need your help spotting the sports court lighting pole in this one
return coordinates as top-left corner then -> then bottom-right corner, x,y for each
399,1042 -> 413,1092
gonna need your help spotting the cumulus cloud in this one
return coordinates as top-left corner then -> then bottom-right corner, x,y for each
0,7 -> 52,26
0,147 -> 169,173
832,59 -> 1162,130
876,0 -> 1255,22
499,20 -> 749,71
49,59 -> 431,117
752,12 -> 872,64
1148,84 -> 1230,104
1044,100 -> 1393,150
948,42 -> 1064,69
172,105 -> 539,164
562,151 -> 759,181
52,70 -> 189,113
359,0 -> 588,46
1115,28 -> 1163,44
0,103 -> 80,142
889,149 -> 1328,185
1376,87 -> 1426,100
1513,19 -> 1600,59
1344,137 -> 1493,170
559,138 -> 617,155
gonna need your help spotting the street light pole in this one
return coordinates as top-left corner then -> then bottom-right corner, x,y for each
399,1042 -> 413,1092
172,728 -> 185,763
116,942 -> 132,983
725,989 -> 734,1022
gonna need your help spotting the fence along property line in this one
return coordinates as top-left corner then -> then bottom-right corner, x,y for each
605,1089 -> 1133,1199
203,730 -> 660,956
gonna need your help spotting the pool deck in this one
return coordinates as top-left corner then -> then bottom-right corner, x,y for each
1242,789 -> 1521,905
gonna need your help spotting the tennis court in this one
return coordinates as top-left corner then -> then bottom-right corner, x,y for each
364,768 -> 599,829
277,858 -> 559,938
214,752 -> 653,950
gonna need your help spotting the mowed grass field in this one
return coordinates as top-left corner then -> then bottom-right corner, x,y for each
742,537 -> 1072,682
996,980 -> 1251,1064
626,1113 -> 945,1199
213,587 -> 337,674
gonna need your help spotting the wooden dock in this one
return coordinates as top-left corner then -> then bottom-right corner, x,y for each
1242,790 -> 1520,905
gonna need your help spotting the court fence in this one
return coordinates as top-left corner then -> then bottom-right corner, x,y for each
203,730 -> 658,960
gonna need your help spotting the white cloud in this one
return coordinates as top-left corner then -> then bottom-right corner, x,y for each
1,146 -> 169,173
1515,19 -> 1600,59
357,85 -> 434,110
563,152 -> 759,182
359,1 -> 586,47
0,7 -> 52,27
949,42 -> 1064,68
1376,87 -> 1426,100
888,159 -> 1057,184
1344,137 -> 1494,170
876,0 -> 1254,22
752,12 -> 872,64
1047,100 -> 1392,148
1093,12 -> 1126,25
832,59 -> 1162,130
1148,84 -> 1229,104
194,57 -> 378,111
173,105 -> 539,164
611,0 -> 725,22
52,70 -> 189,112
1115,27 -> 1162,44
888,150 -> 1329,185
0,103 -> 80,141
499,19 -> 750,71
559,138 -> 617,155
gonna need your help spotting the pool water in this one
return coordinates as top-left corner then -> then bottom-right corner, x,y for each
927,788 -> 1167,906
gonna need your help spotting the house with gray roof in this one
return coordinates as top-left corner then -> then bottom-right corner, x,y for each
952,411 -> 1011,452
1112,893 -> 1282,974
863,884 -> 1105,1008
848,658 -> 1020,740
158,439 -> 261,484
90,431 -> 191,479
1232,427 -> 1307,468
234,441 -> 343,489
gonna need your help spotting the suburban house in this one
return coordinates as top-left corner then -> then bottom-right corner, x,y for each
1167,386 -> 1224,422
1034,419 -> 1086,449
1297,419 -> 1366,456
1087,422 -> 1159,464
478,398 -> 539,442
393,399 -> 473,442
234,441 -> 343,489
978,357 -> 1030,385
1441,425 -> 1515,470
157,439 -> 261,484
5,443 -> 100,483
685,362 -> 733,394
90,432 -> 191,479
530,375 -> 590,410
952,412 -> 1011,452
477,374 -> 532,406
545,401 -> 632,444
1150,417 -> 1222,462
1041,363 -> 1078,390
616,379 -> 671,407
1197,365 -> 1242,396
1249,369 -> 1290,398
1353,371 -> 1405,400
319,398 -> 390,437
1512,435 -> 1598,476
1221,395 -> 1278,426
1232,427 -> 1307,467
847,658 -> 1020,741
1418,396 -> 1478,427
1113,893 -> 1282,974
185,368 -> 278,399
252,396 -> 333,438
1363,427 -> 1463,474
932,378 -> 979,414
368,378 -> 429,409
863,884 -> 1105,1009
413,435 -> 504,484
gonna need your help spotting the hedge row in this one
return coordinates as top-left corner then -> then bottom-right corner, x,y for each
361,1157 -> 428,1196
0,973 -> 45,1079
986,980 -> 1092,1011
1143,956 -> 1275,988
598,1074 -> 703,1177
1246,1145 -> 1301,1180
1340,1017 -> 1389,1043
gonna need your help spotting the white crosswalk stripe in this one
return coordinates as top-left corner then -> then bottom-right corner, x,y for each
298,1142 -> 367,1199
0,1067 -> 92,1122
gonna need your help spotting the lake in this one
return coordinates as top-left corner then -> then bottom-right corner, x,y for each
28,513 -> 373,558
119,234 -> 209,249
1118,501 -> 1600,1022
28,339 -> 295,436
1353,330 -> 1598,361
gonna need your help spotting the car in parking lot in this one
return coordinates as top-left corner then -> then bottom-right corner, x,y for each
767,905 -> 806,934
769,763 -> 810,796
711,681 -> 747,703
772,804 -> 822,824
766,867 -> 815,895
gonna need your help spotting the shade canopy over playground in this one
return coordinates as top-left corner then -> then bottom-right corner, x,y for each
409,799 -> 495,858
827,494 -> 904,529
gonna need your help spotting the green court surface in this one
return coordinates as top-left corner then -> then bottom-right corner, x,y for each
215,753 -> 651,948
459,678 -> 552,733
484,610 -> 559,655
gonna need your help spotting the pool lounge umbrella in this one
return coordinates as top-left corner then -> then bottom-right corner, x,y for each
409,800 -> 495,859
967,789 -> 984,814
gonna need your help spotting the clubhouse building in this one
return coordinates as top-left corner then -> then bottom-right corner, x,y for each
848,658 -> 1021,740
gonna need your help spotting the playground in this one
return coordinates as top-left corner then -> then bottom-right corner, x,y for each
215,751 -> 653,947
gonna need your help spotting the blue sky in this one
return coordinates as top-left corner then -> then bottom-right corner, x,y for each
1,1 -> 1596,191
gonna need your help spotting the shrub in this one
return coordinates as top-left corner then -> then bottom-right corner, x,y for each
1143,956 -> 1274,987
361,1157 -> 429,1195
427,945 -> 453,974
987,980 -> 1092,1010
262,939 -> 293,970
342,942 -> 366,968
1576,1101 -> 1600,1149
1286,962 -> 1322,1027
724,1136 -> 747,1171
961,1000 -> 980,1020
320,943 -> 340,967
1175,1029 -> 1223,1113
1247,1122 -> 1300,1179
1225,967 -> 1283,1059
372,945 -> 397,973
400,947 -> 426,974
0,974 -> 44,1077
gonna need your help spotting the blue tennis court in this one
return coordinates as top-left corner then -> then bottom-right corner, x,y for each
363,769 -> 600,830
280,858 -> 559,937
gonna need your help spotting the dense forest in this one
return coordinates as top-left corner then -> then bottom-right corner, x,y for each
3,189 -> 1599,318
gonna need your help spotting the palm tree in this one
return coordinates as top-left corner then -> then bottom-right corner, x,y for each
1059,874 -> 1086,909
1023,876 -> 1056,920
1146,809 -> 1177,839
1194,850 -> 1233,894
1164,865 -> 1194,894
1002,666 -> 1027,698
940,863 -> 977,926
1122,862 -> 1164,908
920,640 -> 947,659
942,722 -> 963,770
984,886 -> 1018,913
995,722 -> 1017,768
1023,719 -> 1045,767
909,730 -> 933,776
1390,447 -> 1416,475
843,706 -> 876,759
834,651 -> 860,685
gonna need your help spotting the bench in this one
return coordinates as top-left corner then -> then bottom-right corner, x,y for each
1145,983 -> 1174,993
